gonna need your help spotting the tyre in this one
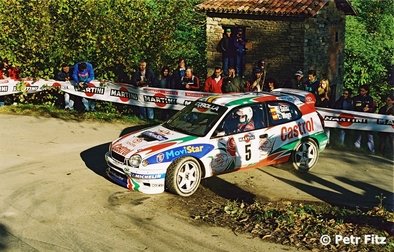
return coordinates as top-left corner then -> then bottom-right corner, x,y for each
165,156 -> 202,197
291,138 -> 319,173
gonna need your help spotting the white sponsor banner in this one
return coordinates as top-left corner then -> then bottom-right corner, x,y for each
0,79 -> 211,110
1,79 -> 393,133
317,107 -> 394,133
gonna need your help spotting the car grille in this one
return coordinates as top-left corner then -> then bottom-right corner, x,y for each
111,151 -> 126,163
107,167 -> 127,181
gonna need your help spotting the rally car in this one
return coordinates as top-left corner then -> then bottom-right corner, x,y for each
105,88 -> 328,197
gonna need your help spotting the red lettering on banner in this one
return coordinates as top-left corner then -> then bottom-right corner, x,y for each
52,82 -> 61,88
119,87 -> 129,102
85,83 -> 96,97
281,117 -> 314,141
338,113 -> 355,127
154,93 -> 167,108
144,88 -> 178,95
185,92 -> 210,98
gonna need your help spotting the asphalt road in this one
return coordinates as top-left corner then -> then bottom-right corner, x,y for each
0,114 -> 393,251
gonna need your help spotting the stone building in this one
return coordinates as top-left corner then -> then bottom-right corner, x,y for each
196,0 -> 355,97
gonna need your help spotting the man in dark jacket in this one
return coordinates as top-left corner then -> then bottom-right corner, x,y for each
333,89 -> 353,145
131,59 -> 157,88
131,59 -> 157,120
352,85 -> 376,153
222,66 -> 244,93
220,28 -> 235,76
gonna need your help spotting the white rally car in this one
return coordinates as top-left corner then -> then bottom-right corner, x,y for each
105,89 -> 328,196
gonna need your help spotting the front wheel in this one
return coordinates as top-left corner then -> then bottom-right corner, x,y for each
291,139 -> 319,173
165,157 -> 202,197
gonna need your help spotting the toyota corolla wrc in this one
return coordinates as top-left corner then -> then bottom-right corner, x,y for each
105,88 -> 328,197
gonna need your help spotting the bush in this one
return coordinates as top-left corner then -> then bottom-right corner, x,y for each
0,0 -> 206,80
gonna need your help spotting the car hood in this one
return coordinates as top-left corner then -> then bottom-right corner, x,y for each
111,125 -> 194,159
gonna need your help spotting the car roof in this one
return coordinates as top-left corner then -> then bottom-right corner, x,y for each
198,92 -> 295,108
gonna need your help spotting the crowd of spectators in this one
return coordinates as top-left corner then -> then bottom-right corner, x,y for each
0,56 -> 392,157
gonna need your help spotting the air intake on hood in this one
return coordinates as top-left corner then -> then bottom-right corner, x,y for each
140,131 -> 168,141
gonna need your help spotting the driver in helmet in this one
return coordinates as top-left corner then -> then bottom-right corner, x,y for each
236,106 -> 255,133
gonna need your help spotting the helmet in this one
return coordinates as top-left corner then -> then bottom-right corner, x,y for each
236,107 -> 253,123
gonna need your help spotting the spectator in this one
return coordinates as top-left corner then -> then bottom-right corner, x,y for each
1,58 -> 20,80
291,70 -> 305,90
378,94 -> 394,157
234,28 -> 246,77
219,28 -> 235,76
55,63 -> 72,81
131,59 -> 157,88
131,59 -> 157,120
316,77 -> 331,143
333,89 -> 353,145
0,61 -> 6,106
170,58 -> 187,89
353,85 -> 376,153
0,58 -> 20,106
157,66 -> 171,89
53,63 -> 72,109
255,59 -> 267,85
265,78 -> 277,92
204,66 -> 224,93
246,68 -> 264,92
304,70 -> 319,98
72,62 -> 95,112
222,66 -> 244,93
180,67 -> 200,90
316,78 -> 331,108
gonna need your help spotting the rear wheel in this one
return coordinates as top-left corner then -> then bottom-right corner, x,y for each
292,139 -> 319,173
165,157 -> 201,197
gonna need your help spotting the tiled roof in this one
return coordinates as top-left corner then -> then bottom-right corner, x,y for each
196,0 -> 355,17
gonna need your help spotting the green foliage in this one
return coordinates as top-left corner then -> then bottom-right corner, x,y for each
0,0 -> 206,80
344,0 -> 394,103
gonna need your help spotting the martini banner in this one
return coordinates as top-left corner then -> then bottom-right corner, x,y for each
0,79 -> 393,133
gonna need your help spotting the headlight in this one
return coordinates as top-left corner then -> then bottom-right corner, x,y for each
108,142 -> 112,152
128,155 -> 142,168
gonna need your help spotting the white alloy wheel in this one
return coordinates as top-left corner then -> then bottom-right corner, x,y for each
166,157 -> 202,197
292,139 -> 319,173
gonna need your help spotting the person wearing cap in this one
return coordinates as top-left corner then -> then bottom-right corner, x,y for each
291,70 -> 305,90
234,28 -> 246,77
219,28 -> 235,76
245,67 -> 264,92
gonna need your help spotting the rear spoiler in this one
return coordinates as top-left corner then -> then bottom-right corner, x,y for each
271,88 -> 316,106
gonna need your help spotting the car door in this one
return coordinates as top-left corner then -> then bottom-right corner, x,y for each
208,104 -> 267,174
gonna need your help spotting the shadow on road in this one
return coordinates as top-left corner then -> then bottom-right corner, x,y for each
80,124 -> 156,183
0,223 -> 9,250
260,168 -> 394,211
201,176 -> 257,204
80,142 -> 111,177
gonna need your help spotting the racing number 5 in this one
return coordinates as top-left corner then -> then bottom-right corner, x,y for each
245,144 -> 251,161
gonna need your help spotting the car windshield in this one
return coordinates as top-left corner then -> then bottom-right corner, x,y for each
163,101 -> 227,137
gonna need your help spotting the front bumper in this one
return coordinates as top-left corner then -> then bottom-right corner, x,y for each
105,152 -> 166,194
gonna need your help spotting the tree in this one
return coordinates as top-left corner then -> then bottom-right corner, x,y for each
344,0 -> 394,103
0,0 -> 206,80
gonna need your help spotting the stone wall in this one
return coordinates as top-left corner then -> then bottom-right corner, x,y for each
204,0 -> 346,98
304,0 -> 346,99
206,14 -> 305,83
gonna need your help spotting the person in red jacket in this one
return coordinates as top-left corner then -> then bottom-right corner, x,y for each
1,58 -> 20,80
204,66 -> 224,93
